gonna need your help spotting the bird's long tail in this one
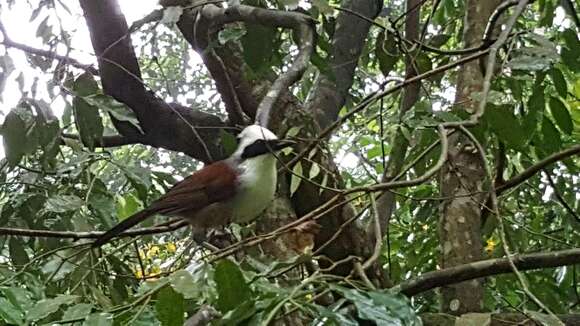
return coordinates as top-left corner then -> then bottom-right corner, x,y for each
92,209 -> 157,247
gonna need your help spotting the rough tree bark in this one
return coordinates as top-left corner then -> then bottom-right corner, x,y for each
439,0 -> 501,315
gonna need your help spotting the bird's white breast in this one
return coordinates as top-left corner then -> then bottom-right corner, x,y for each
229,155 -> 277,224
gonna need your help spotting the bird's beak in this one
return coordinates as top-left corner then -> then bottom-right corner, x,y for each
267,139 -> 295,151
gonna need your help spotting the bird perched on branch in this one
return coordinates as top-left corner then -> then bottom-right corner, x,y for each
93,125 -> 294,247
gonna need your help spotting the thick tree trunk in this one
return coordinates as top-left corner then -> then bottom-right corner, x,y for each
439,0 -> 501,315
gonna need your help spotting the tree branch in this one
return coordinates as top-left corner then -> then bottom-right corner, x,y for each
0,20 -> 98,75
305,0 -> 383,129
397,248 -> 580,296
61,133 -> 138,147
0,221 -> 188,240
496,145 -> 580,195
79,0 -> 227,163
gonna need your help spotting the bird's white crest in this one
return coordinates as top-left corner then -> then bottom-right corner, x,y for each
235,125 -> 278,152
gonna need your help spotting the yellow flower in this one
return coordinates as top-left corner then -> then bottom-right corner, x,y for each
134,269 -> 143,279
147,245 -> 160,258
166,242 -> 177,253
485,238 -> 496,253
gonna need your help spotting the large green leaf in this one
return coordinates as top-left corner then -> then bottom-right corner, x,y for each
541,116 -> 561,152
549,68 -> 567,98
169,270 -> 199,299
523,86 -> 545,140
44,194 -> 84,213
548,96 -> 573,135
0,297 -> 23,325
331,286 -> 418,325
485,105 -> 526,150
375,30 -> 399,76
26,295 -> 77,322
241,10 -> 278,75
62,303 -> 93,321
1,106 -> 37,166
84,312 -> 113,326
72,96 -> 103,150
8,237 -> 30,267
72,72 -> 99,97
214,260 -> 252,312
155,286 -> 184,326
83,94 -> 143,134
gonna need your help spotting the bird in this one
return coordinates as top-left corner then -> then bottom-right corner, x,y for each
92,125 -> 294,247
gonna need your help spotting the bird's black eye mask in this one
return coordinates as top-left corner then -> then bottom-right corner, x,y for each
241,139 -> 293,159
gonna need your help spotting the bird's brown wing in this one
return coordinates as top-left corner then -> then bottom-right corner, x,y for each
150,161 -> 239,215
92,161 -> 238,247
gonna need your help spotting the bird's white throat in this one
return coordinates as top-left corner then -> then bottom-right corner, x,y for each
230,154 -> 278,224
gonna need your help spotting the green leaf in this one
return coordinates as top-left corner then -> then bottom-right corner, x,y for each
311,0 -> 333,15
331,286 -> 401,324
121,166 -> 151,201
72,97 -> 103,150
218,26 -> 246,45
549,68 -> 567,98
1,109 -> 27,166
506,55 -> 552,71
42,256 -> 75,281
279,0 -> 299,9
155,286 -> 184,326
115,193 -> 142,220
84,312 -> 113,326
220,129 -> 237,157
485,105 -> 526,150
290,162 -> 303,196
541,117 -> 561,153
214,260 -> 251,312
415,52 -> 432,74
169,270 -> 198,299
523,87 -> 545,140
0,298 -> 23,325
217,300 -> 256,325
8,237 -> 30,267
428,34 -> 451,48
45,194 -> 84,213
26,295 -> 77,322
38,119 -> 61,167
1,287 -> 33,312
309,162 -> 321,180
35,16 -> 51,43
548,96 -> 573,135
375,31 -> 399,76
311,305 -> 358,326
73,72 -> 99,97
1,106 -> 36,166
83,94 -> 143,134
241,22 -> 277,75
367,291 -> 421,325
62,303 -> 93,321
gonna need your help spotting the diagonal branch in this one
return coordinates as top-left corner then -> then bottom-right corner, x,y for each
305,0 -> 383,129
397,248 -> 580,296
0,220 -> 188,240
496,145 -> 580,195
200,4 -> 315,127
0,20 -> 98,75
79,0 -> 226,163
